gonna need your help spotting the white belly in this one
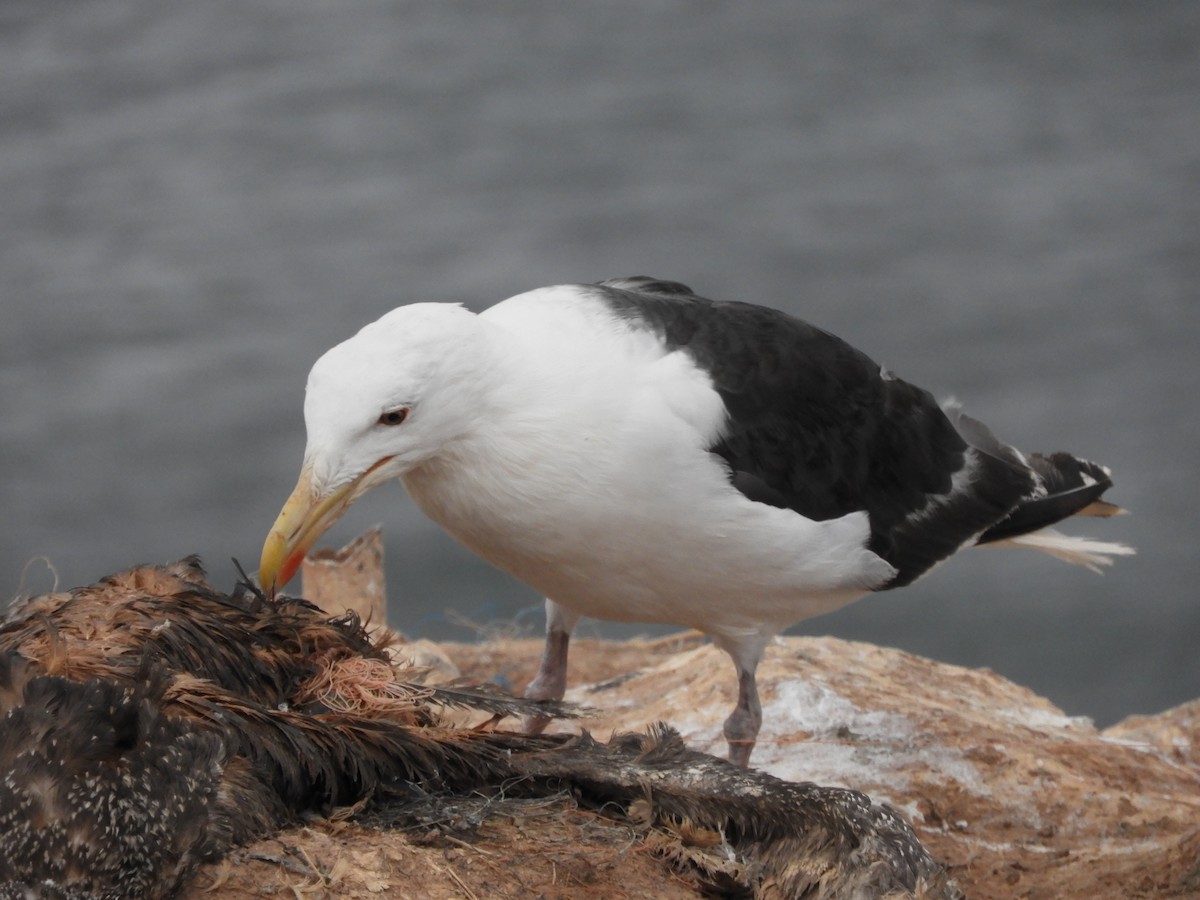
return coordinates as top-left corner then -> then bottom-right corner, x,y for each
401,432 -> 892,638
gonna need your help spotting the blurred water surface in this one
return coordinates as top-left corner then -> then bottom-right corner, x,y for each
2,1 -> 1197,725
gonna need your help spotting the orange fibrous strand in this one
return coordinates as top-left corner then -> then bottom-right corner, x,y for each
294,652 -> 435,719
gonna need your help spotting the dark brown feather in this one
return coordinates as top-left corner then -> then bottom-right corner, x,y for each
0,561 -> 958,899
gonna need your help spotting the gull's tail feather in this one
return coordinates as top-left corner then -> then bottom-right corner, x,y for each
943,403 -> 1134,569
985,527 -> 1136,574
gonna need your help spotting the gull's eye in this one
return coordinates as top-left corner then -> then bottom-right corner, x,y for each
377,408 -> 409,426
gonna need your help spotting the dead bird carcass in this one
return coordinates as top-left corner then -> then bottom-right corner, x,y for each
0,559 -> 959,899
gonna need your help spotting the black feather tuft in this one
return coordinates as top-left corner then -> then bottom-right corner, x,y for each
977,453 -> 1115,544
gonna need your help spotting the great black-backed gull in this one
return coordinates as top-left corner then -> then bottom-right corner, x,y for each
259,276 -> 1132,765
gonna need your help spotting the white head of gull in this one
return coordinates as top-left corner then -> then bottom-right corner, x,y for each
260,277 -> 1132,765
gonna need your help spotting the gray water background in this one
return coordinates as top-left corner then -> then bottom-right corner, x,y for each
2,1 -> 1197,727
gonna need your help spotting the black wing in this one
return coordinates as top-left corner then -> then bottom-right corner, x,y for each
593,277 -> 1036,588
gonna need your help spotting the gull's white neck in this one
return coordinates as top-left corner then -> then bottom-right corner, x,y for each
399,299 -> 636,570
